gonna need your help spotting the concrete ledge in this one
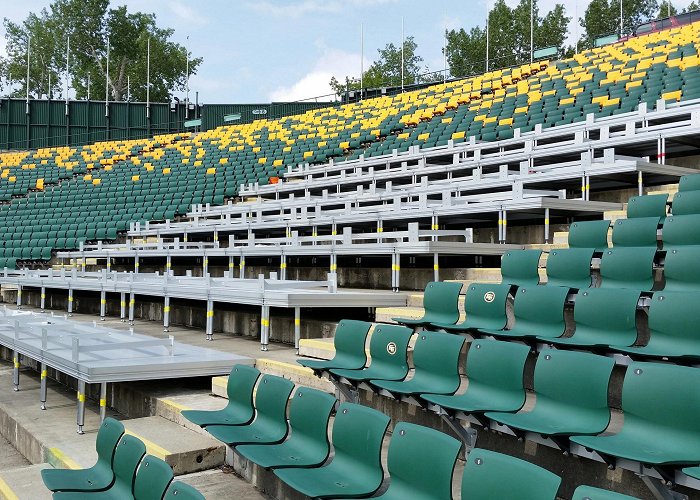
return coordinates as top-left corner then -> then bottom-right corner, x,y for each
255,359 -> 335,393
297,338 -> 334,360
0,464 -> 51,500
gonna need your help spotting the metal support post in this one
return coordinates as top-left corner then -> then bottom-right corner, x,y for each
239,256 -> 246,278
432,215 -> 439,242
100,290 -> 106,321
163,295 -> 170,332
68,288 -> 73,316
128,292 -> 135,325
394,254 -> 401,292
502,210 -> 508,242
203,256 -> 208,276
99,382 -> 107,423
134,255 -> 140,274
12,351 -> 19,391
376,219 -> 383,243
439,414 -> 478,457
280,255 -> 287,281
40,286 -> 46,312
498,210 -> 504,243
544,208 -> 550,243
260,305 -> 270,351
433,253 -> 440,282
81,257 -> 86,272
581,176 -> 586,200
640,475 -> 688,500
40,363 -> 47,410
228,256 -> 234,276
294,307 -> 301,353
120,292 -> 126,322
330,254 -> 337,275
638,171 -> 644,196
76,380 -> 86,434
16,285 -> 22,309
206,299 -> 214,341
106,257 -> 111,272
166,255 -> 172,274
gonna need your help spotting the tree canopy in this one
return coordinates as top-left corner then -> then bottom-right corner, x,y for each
578,0 -> 659,48
1,0 -> 201,102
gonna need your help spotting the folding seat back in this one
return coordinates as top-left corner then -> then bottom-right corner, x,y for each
380,422 -> 461,500
420,281 -> 463,325
500,249 -> 541,286
661,214 -> 700,248
251,374 -> 295,429
572,485 -> 641,500
133,455 -> 174,500
112,435 -> 147,495
599,247 -> 656,290
678,173 -> 700,192
461,282 -> 511,331
569,288 -> 640,347
663,247 -> 700,292
670,190 -> 700,215
97,417 -> 125,467
363,324 -> 414,379
508,285 -> 569,339
545,248 -> 594,289
644,291 -> 700,359
298,319 -> 371,371
465,340 -> 530,409
611,217 -> 660,247
163,481 -> 205,500
287,387 -> 336,451
626,194 -> 668,219
460,448 -> 561,500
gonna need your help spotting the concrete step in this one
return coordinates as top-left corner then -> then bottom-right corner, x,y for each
297,338 -> 334,360
375,306 -> 424,324
0,464 -> 52,500
604,209 -> 627,222
176,468 -> 266,499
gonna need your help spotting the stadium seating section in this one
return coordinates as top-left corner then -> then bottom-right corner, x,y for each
0,21 -> 697,268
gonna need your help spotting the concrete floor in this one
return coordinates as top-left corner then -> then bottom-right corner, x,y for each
0,433 -> 30,472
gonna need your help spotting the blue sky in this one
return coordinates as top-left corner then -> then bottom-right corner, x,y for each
1,0 -> 697,104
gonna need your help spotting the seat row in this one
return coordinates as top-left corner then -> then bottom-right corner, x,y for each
300,320 -> 700,483
397,280 -> 700,359
183,364 -> 638,499
41,418 -> 203,499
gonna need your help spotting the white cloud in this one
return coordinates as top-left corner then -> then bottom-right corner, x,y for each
269,46 -> 370,101
246,0 -> 398,19
168,1 -> 208,28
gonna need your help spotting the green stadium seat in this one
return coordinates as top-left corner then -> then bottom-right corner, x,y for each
392,281 -> 463,327
133,455 -> 174,500
662,246 -> 700,292
544,248 -> 594,289
683,466 -> 700,481
612,291 -> 700,361
373,422 -> 461,500
460,448 -> 561,500
486,349 -> 615,439
371,331 -> 464,396
611,217 -> 660,248
599,247 -> 657,290
500,249 -> 542,286
236,387 -> 336,469
541,288 -> 640,348
626,194 -> 668,219
297,320 -> 371,372
206,374 -> 294,446
421,339 -> 530,415
678,173 -> 700,192
181,364 -> 259,427
53,434 -> 146,500
572,485 -> 640,500
479,285 -> 569,340
662,214 -> 700,247
430,283 -> 510,333
41,417 -> 125,492
274,403 -> 390,498
163,481 -> 205,500
329,324 -> 413,383
670,190 -> 700,215
571,362 -> 700,465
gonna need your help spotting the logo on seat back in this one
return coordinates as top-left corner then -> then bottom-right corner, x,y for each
483,291 -> 495,303
386,342 -> 397,355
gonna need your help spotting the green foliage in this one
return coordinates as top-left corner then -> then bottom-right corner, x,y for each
445,0 -> 570,78
1,0 -> 201,102
578,0 -> 659,49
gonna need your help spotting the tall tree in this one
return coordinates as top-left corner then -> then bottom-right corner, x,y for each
579,0 -> 659,48
330,36 -> 427,95
445,0 -> 570,78
657,1 -> 678,16
1,0 -> 201,101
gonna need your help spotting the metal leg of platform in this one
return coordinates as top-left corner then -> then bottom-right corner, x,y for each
12,351 -> 19,391
203,256 -> 208,276
120,292 -> 126,322
239,257 -> 246,279
128,293 -> 135,325
166,255 -> 172,275
76,380 -> 86,434
163,296 -> 170,332
330,254 -> 337,276
99,383 -> 107,424
134,255 -> 140,274
280,255 -> 287,280
498,210 -> 504,243
67,288 -> 73,316
394,255 -> 401,292
81,258 -> 86,272
100,290 -> 106,321
638,171 -> 644,196
641,475 -> 687,500
206,300 -> 214,341
106,257 -> 111,272
39,363 -> 48,410
439,413 -> 477,458
228,256 -> 234,276
433,253 -> 440,282
391,254 -> 397,292
16,285 -> 21,309
40,286 -> 46,312
260,305 -> 270,351
502,210 -> 508,243
544,208 -> 550,244
294,307 -> 301,354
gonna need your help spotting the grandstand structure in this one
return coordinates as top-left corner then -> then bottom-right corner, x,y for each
0,13 -> 697,500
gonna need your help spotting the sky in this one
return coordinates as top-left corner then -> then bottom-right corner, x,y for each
0,0 -> 697,104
